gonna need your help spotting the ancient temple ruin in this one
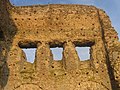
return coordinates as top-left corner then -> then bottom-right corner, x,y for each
0,0 -> 120,90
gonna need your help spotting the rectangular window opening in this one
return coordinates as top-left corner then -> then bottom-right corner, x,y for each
22,48 -> 37,63
75,47 -> 90,61
18,41 -> 37,63
50,47 -> 63,61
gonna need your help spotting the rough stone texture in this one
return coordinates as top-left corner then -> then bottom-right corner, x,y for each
0,0 -> 120,90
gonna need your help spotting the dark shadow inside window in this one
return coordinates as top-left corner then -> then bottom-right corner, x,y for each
0,31 -> 5,41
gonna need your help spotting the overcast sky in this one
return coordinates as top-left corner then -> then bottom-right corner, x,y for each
9,0 -> 120,62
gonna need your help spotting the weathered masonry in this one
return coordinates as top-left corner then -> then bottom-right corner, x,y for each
0,0 -> 120,90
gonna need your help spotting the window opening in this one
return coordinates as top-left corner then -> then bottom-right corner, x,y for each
50,47 -> 63,61
22,48 -> 36,63
75,47 -> 90,61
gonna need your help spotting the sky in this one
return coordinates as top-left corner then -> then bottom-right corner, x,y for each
9,0 -> 120,62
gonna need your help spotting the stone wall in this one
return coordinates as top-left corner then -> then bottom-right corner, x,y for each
0,0 -> 120,90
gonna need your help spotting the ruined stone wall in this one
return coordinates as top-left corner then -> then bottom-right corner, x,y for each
99,9 -> 120,89
0,0 -> 120,90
